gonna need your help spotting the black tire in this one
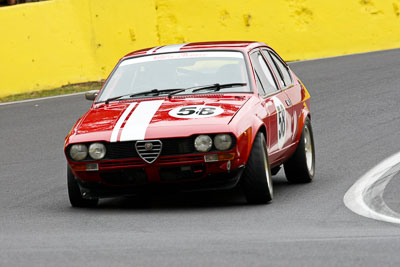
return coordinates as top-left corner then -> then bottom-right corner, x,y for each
67,166 -> 98,208
284,117 -> 315,183
242,132 -> 273,204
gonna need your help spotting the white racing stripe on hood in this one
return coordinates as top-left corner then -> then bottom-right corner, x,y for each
110,103 -> 136,142
120,100 -> 164,141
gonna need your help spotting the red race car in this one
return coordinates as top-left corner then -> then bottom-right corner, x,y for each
64,41 -> 315,207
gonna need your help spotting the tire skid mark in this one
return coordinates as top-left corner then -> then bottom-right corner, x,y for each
344,151 -> 400,224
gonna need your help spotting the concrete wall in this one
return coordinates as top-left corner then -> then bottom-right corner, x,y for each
1,0 -> 399,97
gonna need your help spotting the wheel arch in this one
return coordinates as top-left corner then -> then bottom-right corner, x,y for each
243,118 -> 269,164
295,105 -> 311,143
256,124 -> 268,145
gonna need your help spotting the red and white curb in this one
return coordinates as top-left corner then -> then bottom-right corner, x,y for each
344,151 -> 400,224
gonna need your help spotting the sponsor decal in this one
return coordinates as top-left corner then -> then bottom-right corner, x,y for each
272,97 -> 287,150
169,105 -> 224,119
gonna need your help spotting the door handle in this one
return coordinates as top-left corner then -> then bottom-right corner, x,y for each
285,99 -> 292,106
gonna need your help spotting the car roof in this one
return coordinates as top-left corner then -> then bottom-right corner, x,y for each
123,41 -> 269,58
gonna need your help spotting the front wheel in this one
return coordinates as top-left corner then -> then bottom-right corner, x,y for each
242,132 -> 273,204
284,117 -> 315,183
67,166 -> 98,208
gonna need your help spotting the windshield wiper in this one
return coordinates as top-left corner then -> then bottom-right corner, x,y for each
104,83 -> 248,104
191,83 -> 247,93
104,88 -> 184,104
167,83 -> 248,98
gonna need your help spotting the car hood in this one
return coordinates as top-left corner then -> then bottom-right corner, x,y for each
73,95 -> 251,142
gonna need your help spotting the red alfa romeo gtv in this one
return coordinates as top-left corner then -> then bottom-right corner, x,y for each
64,41 -> 315,207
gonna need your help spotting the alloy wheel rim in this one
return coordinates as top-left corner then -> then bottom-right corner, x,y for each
264,145 -> 273,197
304,126 -> 314,175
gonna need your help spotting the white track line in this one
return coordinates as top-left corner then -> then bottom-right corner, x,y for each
0,92 -> 86,106
344,151 -> 400,224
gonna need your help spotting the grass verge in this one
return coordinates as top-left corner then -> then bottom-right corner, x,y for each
0,81 -> 103,103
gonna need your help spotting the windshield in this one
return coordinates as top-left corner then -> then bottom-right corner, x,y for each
96,51 -> 250,102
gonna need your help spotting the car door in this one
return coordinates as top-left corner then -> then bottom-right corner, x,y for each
262,49 -> 301,145
249,49 -> 293,165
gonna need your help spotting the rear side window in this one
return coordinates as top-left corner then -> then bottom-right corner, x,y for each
261,49 -> 284,88
269,51 -> 293,87
250,51 -> 278,96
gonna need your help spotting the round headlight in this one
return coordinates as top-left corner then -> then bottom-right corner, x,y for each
88,143 -> 106,160
70,144 -> 88,161
214,134 -> 233,151
194,135 -> 212,152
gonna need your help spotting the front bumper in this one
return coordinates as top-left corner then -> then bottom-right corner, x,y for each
69,153 -> 245,199
77,167 -> 244,199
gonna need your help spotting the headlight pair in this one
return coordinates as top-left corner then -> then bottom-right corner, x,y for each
194,134 -> 233,153
69,143 -> 106,161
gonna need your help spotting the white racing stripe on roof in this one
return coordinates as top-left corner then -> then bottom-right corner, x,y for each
155,43 -> 187,53
119,100 -> 164,141
110,103 -> 137,142
146,46 -> 162,54
187,44 -> 250,47
120,51 -> 244,67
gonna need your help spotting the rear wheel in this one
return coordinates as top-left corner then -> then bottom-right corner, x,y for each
242,132 -> 273,204
67,166 -> 98,208
284,117 -> 315,183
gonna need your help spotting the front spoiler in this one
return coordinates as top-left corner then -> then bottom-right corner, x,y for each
78,167 -> 244,199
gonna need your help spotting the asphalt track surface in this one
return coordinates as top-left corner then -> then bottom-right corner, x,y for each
1,49 -> 400,266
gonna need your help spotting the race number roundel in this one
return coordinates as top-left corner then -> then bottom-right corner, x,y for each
272,97 -> 287,150
169,105 -> 224,119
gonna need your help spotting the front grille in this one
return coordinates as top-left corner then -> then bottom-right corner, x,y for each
68,135 -> 233,162
105,142 -> 138,159
104,138 -> 195,160
135,140 -> 162,164
162,138 -> 195,155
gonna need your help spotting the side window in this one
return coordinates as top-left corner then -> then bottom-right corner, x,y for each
254,71 -> 266,95
250,51 -> 278,96
269,52 -> 293,87
261,49 -> 285,88
258,55 -> 277,89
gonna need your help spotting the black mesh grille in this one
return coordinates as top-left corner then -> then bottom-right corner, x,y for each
105,142 -> 138,159
161,138 -> 195,155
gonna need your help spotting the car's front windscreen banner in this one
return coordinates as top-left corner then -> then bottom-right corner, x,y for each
120,51 -> 244,66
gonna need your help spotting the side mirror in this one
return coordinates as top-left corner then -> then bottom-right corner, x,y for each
85,90 -> 99,101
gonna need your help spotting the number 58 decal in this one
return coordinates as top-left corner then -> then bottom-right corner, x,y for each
272,97 -> 287,150
169,105 -> 224,119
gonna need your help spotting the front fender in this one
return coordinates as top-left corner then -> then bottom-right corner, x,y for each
231,114 -> 267,167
